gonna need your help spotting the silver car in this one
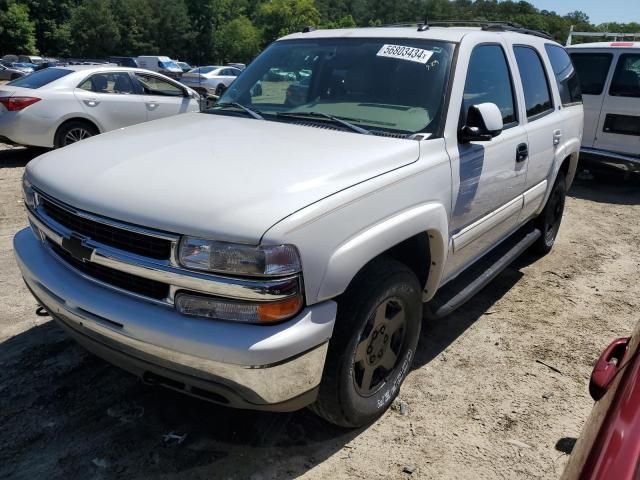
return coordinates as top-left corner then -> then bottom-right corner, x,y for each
0,64 -> 25,81
0,65 -> 200,148
180,66 -> 241,96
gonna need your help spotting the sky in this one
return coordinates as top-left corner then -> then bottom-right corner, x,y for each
527,0 -> 640,25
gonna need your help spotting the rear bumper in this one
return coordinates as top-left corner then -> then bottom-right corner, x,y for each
580,147 -> 640,174
14,228 -> 337,410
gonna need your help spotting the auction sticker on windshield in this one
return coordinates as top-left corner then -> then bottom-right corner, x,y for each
377,44 -> 434,64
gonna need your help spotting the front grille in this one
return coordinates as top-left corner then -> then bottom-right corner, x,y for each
41,198 -> 172,260
49,241 -> 170,300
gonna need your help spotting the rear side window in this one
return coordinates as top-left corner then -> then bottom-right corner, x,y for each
78,72 -> 135,94
544,44 -> 582,106
513,46 -> 554,120
7,68 -> 72,89
610,54 -> 640,98
569,53 -> 612,95
463,44 -> 517,126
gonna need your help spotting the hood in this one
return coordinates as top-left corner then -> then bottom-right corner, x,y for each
27,113 -> 419,243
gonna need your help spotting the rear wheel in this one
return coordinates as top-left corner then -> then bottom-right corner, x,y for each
309,256 -> 422,427
533,171 -> 566,255
54,120 -> 98,148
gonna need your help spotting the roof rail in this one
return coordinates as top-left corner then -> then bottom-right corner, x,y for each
374,19 -> 553,40
566,26 -> 640,46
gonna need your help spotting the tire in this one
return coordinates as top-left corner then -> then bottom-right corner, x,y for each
10,73 -> 20,80
215,84 -> 226,96
309,256 -> 422,427
533,171 -> 566,255
54,120 -> 98,148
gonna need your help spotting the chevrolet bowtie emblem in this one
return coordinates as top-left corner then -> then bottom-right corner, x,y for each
61,234 -> 94,263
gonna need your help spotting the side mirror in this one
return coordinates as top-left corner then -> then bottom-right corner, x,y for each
459,103 -> 504,143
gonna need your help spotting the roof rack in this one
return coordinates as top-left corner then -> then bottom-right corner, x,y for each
376,19 -> 553,41
566,26 -> 640,46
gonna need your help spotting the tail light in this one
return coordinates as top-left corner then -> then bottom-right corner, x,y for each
0,97 -> 41,112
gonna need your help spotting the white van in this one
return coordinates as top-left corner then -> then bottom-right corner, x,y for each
136,56 -> 182,79
568,42 -> 640,174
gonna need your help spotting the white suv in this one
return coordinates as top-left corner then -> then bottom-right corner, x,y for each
14,24 -> 583,427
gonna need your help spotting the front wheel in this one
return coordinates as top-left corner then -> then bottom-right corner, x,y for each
309,256 -> 422,427
533,171 -> 566,255
215,84 -> 226,96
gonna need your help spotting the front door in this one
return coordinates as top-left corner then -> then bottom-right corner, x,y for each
132,73 -> 198,121
445,43 -> 527,279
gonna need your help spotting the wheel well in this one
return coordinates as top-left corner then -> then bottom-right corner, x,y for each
55,118 -> 100,145
558,155 -> 574,187
381,232 -> 431,288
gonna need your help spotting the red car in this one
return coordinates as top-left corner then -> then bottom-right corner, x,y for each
562,322 -> 640,479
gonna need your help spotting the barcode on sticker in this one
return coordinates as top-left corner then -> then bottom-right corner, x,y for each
376,44 -> 434,64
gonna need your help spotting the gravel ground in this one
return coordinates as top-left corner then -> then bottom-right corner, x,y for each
1,143 -> 639,480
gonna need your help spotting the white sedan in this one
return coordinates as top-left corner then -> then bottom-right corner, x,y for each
180,66 -> 242,96
0,65 -> 200,148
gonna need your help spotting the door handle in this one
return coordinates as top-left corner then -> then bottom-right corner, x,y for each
589,337 -> 629,400
516,143 -> 528,162
83,99 -> 99,107
146,102 -> 158,109
553,129 -> 563,146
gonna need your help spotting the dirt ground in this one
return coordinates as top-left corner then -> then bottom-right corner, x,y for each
1,143 -> 639,480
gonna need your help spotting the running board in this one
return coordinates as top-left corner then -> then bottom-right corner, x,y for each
426,228 -> 541,319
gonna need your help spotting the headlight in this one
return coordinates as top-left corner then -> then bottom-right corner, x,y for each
175,293 -> 303,324
179,237 -> 301,276
22,174 -> 36,209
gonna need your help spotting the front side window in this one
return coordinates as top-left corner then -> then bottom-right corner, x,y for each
7,68 -> 72,89
610,54 -> 640,98
544,44 -> 582,106
513,46 -> 554,120
134,73 -> 184,97
463,44 -> 517,126
218,38 -> 455,135
569,53 -> 613,95
78,72 -> 135,94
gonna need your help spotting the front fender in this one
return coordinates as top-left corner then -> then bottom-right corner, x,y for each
319,203 -> 448,301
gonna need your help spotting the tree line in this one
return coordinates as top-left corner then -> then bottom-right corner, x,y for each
1,0 -> 639,65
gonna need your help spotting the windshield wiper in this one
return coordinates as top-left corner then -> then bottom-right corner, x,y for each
213,102 -> 264,120
276,111 -> 371,135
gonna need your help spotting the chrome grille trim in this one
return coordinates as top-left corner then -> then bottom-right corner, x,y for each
27,198 -> 301,305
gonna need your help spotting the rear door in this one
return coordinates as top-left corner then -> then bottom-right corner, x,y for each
593,51 -> 640,155
569,50 -> 614,148
74,71 -> 147,132
132,72 -> 198,121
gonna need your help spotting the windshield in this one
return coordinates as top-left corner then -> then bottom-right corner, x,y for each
160,60 -> 179,70
217,38 -> 454,135
7,68 -> 72,89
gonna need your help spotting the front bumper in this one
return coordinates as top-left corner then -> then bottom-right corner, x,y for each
14,228 -> 337,410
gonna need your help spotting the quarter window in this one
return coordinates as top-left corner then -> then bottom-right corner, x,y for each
609,54 -> 640,98
79,72 -> 135,94
569,53 -> 612,95
513,46 -> 554,119
544,44 -> 582,106
463,44 -> 517,126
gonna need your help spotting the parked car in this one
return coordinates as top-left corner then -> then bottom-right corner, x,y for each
227,62 -> 246,71
180,65 -> 241,96
109,56 -> 139,68
0,64 -> 26,81
14,25 -> 582,427
9,62 -> 35,74
568,42 -> 640,174
561,321 -> 640,480
136,56 -> 183,79
0,65 -> 199,148
176,61 -> 193,73
18,55 -> 44,66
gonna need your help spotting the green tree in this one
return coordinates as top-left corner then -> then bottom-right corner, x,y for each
68,0 -> 120,58
112,0 -> 156,56
256,0 -> 320,44
0,1 -> 37,54
214,15 -> 261,63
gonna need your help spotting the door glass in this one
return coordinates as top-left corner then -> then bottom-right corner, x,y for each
544,44 -> 582,106
134,74 -> 184,97
609,54 -> 640,98
79,72 -> 135,94
463,44 -> 517,126
569,53 -> 613,95
513,46 -> 554,120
